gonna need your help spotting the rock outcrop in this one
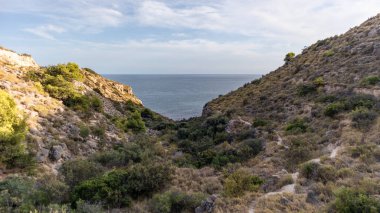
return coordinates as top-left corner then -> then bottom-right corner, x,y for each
0,47 -> 39,68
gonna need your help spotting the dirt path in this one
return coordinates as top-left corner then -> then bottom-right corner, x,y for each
248,172 -> 299,213
248,143 -> 344,212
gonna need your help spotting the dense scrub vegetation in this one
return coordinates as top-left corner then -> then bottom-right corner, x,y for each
27,63 -> 103,113
173,115 -> 263,168
0,135 -> 170,211
0,90 -> 34,169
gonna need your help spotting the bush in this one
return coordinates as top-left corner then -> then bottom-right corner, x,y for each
79,125 -> 90,138
60,159 -> 105,188
297,84 -> 317,96
0,176 -> 69,211
90,137 -> 161,168
46,62 -> 84,82
0,90 -> 31,168
0,176 -> 36,211
300,162 -> 336,183
27,64 -> 103,113
238,139 -> 264,159
114,111 -> 146,133
286,138 -> 315,167
150,191 -> 206,213
324,95 -> 376,117
351,108 -> 377,130
313,77 -> 325,86
361,76 -> 380,86
284,52 -> 295,63
329,187 -> 380,213
285,118 -> 308,134
324,102 -> 346,117
72,163 -> 172,208
323,50 -> 334,57
224,169 -> 264,197
252,118 -> 268,127
141,108 -> 155,119
63,95 -> 103,113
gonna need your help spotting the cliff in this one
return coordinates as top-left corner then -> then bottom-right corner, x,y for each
0,48 -> 144,175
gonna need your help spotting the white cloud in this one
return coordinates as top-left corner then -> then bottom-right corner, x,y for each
136,0 -> 380,46
24,24 -> 65,40
137,1 -> 225,30
3,0 -> 380,74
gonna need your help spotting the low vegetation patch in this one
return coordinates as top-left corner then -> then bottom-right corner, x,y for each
223,169 -> 264,197
0,90 -> 34,169
329,187 -> 380,213
297,84 -> 317,96
27,63 -> 103,113
324,94 -> 376,117
361,76 -> 380,86
285,118 -> 309,134
72,163 -> 172,208
150,190 -> 206,213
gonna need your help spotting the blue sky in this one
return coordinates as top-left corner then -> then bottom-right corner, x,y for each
1,0 -> 379,74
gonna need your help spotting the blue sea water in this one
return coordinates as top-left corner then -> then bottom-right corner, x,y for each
104,74 -> 259,120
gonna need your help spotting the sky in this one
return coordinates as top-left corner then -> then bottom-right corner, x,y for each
1,0 -> 379,74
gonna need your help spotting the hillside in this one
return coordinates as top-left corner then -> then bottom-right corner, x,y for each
199,14 -> 380,212
0,14 -> 380,213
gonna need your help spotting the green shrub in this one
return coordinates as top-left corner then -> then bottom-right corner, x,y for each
323,50 -> 335,57
324,95 -> 376,118
313,77 -> 325,86
300,162 -> 336,183
79,125 -> 90,138
0,90 -> 31,168
351,108 -> 377,130
317,95 -> 339,103
28,64 -> 103,113
252,118 -> 269,127
46,62 -> 84,82
286,138 -> 315,167
224,169 -> 264,197
0,176 -> 36,211
72,163 -> 172,208
63,95 -> 103,113
90,125 -> 105,138
0,176 -> 69,211
285,118 -> 308,134
90,137 -> 161,168
238,139 -> 264,159
150,191 -> 206,213
329,187 -> 380,213
284,52 -> 295,63
324,102 -> 346,117
42,75 -> 79,100
60,159 -> 105,188
141,108 -> 155,119
114,111 -> 146,133
361,76 -> 380,86
297,84 -> 317,96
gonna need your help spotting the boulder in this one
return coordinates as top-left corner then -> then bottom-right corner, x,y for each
36,148 -> 50,163
195,194 -> 218,213
49,145 -> 64,161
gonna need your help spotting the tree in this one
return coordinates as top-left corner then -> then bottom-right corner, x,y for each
284,52 -> 295,64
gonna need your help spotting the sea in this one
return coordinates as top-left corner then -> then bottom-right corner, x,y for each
104,74 -> 260,120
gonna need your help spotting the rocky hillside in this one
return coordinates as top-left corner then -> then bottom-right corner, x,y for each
1,14 -> 380,213
199,14 -> 380,212
0,48 -> 147,176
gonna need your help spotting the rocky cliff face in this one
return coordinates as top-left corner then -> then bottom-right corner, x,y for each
0,48 -> 143,176
0,47 -> 39,68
